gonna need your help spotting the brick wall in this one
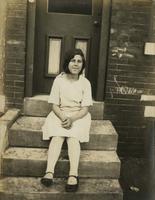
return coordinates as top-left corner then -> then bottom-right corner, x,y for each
152,0 -> 155,40
105,0 -> 153,157
0,0 -> 7,112
5,0 -> 27,109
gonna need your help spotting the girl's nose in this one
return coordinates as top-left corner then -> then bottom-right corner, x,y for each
74,61 -> 78,65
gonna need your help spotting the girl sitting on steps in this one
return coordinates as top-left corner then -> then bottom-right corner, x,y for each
41,48 -> 93,192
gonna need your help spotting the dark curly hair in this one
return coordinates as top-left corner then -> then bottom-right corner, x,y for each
63,48 -> 86,75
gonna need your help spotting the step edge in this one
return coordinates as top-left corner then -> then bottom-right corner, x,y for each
2,148 -> 121,165
9,128 -> 118,137
9,117 -> 117,136
0,177 -> 122,194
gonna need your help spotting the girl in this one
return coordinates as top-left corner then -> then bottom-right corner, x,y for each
41,48 -> 93,192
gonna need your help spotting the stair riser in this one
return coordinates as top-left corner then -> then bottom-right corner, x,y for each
2,159 -> 120,178
24,98 -> 104,120
9,130 -> 117,150
0,193 -> 123,200
0,177 -> 123,200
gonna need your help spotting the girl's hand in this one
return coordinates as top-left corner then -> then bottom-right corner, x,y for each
61,117 -> 73,129
60,115 -> 68,122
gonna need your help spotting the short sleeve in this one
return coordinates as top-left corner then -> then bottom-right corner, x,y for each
81,79 -> 93,107
48,78 -> 60,105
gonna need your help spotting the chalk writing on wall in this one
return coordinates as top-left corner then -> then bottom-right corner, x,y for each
111,47 -> 135,59
110,75 -> 143,98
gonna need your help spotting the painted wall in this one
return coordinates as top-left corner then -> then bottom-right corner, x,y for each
105,0 -> 153,157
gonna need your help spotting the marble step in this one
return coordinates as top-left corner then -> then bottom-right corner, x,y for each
9,116 -> 118,150
2,147 -> 120,178
23,95 -> 104,119
0,177 -> 123,200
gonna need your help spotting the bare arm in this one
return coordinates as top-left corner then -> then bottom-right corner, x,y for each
61,107 -> 89,129
70,107 -> 89,122
52,104 -> 67,122
52,104 -> 89,129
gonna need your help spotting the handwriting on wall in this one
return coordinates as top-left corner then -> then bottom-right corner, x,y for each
110,75 -> 143,98
112,47 -> 135,59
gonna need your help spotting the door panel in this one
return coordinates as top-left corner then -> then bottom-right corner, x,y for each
34,0 -> 102,98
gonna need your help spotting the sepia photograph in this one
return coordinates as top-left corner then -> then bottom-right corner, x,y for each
0,0 -> 155,199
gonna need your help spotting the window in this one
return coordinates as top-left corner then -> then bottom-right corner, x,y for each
47,37 -> 62,76
75,40 -> 88,60
48,0 -> 92,15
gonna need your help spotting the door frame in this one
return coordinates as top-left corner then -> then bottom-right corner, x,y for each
25,0 -> 112,101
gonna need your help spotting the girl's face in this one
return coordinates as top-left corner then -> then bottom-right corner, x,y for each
68,55 -> 83,75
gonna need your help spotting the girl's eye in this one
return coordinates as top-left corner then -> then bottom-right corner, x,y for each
70,59 -> 82,63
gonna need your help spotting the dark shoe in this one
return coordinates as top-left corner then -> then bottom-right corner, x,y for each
41,172 -> 53,187
65,175 -> 79,192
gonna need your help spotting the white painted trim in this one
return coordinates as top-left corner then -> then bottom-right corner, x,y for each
141,95 -> 155,101
144,106 -> 155,117
144,42 -> 155,55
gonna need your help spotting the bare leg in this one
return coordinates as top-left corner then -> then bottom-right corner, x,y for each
67,137 -> 81,184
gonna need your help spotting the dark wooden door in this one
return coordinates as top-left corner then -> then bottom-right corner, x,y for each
33,0 -> 102,98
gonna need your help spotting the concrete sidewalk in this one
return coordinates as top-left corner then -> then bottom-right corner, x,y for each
120,157 -> 154,200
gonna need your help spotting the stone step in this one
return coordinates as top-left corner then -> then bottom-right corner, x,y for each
23,95 -> 104,120
2,147 -> 120,178
9,116 -> 118,150
0,177 -> 123,200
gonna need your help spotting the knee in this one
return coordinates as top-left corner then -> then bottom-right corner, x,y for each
51,136 -> 65,144
67,137 -> 78,143
67,137 -> 80,148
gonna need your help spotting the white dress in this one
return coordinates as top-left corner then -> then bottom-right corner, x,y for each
42,73 -> 93,143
